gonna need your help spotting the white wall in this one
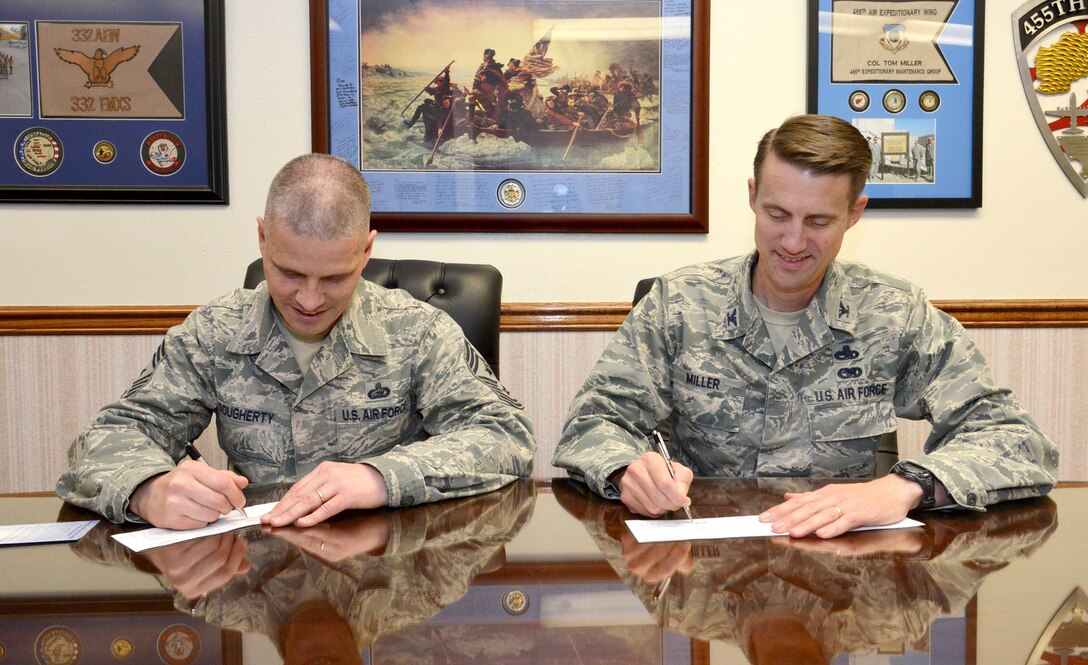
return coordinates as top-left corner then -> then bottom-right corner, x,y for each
2,0 -> 1087,306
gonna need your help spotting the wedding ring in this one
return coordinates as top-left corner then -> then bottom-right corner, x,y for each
831,505 -> 844,520
315,488 -> 325,503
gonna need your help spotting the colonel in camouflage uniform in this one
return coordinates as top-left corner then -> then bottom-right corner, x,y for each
58,154 -> 534,529
553,115 -> 1057,538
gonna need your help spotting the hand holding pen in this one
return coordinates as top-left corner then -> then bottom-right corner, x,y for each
652,431 -> 694,522
128,445 -> 250,530
612,432 -> 694,519
185,443 -> 248,519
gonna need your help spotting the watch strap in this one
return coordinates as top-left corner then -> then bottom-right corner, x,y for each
892,462 -> 936,509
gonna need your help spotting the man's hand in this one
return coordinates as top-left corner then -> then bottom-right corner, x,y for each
137,532 -> 250,599
616,452 -> 694,517
758,474 -> 923,539
261,462 -> 388,528
129,460 -> 249,529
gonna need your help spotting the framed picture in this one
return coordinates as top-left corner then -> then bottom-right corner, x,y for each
310,0 -> 709,233
806,0 -> 983,208
0,0 -> 228,203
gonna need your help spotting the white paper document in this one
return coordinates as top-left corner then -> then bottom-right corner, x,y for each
111,502 -> 278,553
625,514 -> 924,543
0,520 -> 99,547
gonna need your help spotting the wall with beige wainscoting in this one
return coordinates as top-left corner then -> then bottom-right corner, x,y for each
2,305 -> 1085,493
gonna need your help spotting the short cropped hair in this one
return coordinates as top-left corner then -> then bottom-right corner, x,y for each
753,115 -> 871,202
264,153 -> 371,241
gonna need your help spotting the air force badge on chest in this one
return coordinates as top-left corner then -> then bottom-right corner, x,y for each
806,342 -> 892,404
335,380 -> 406,423
1013,1 -> 1088,197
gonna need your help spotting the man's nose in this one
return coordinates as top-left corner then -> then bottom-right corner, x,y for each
296,281 -> 323,311
780,221 -> 806,253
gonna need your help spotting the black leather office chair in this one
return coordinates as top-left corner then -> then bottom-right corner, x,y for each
631,276 -> 899,476
245,258 -> 503,378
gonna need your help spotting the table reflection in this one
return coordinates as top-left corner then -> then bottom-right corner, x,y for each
70,480 -> 535,664
553,478 -> 1058,665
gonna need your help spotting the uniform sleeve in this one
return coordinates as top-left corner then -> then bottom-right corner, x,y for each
361,312 -> 535,507
892,296 -> 1058,509
552,279 -> 675,498
56,313 -> 218,523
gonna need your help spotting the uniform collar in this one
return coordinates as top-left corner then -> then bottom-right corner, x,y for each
227,281 -> 390,357
815,259 -> 858,336
713,251 -> 859,369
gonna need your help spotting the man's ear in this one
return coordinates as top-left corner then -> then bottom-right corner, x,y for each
847,195 -> 868,230
360,229 -> 377,267
257,216 -> 267,250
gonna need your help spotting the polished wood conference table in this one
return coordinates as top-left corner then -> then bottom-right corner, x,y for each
0,478 -> 1083,665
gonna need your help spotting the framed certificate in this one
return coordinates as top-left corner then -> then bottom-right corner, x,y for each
807,0 -> 983,208
310,0 -> 709,233
0,0 -> 227,203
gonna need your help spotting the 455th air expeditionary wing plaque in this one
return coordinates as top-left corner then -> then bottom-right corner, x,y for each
1013,1 -> 1088,197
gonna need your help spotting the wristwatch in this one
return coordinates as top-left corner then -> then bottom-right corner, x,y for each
891,462 -> 936,509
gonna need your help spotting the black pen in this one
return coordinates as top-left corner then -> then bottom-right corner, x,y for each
651,431 -> 694,522
184,443 -> 248,519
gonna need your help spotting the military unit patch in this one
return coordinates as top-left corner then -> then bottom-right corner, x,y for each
1013,2 -> 1088,197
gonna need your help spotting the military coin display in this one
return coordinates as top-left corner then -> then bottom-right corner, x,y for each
15,127 -> 63,176
848,90 -> 870,113
882,88 -> 906,114
919,90 -> 940,112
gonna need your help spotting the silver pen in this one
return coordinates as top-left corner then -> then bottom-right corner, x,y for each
651,431 -> 693,522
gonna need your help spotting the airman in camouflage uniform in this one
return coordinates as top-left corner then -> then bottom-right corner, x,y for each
58,153 -> 534,528
554,252 -> 1057,506
553,115 -> 1057,536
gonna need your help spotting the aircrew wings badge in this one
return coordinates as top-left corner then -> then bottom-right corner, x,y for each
1013,2 -> 1088,197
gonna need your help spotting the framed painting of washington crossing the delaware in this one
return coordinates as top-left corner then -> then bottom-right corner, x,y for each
310,0 -> 709,232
